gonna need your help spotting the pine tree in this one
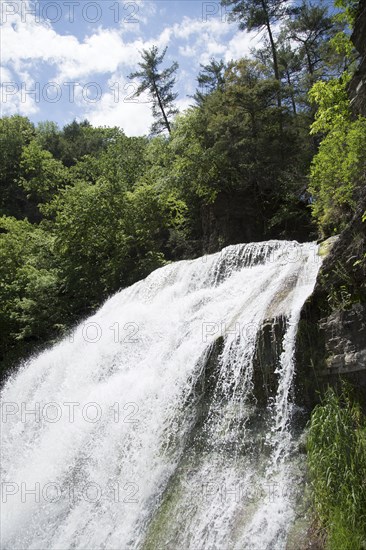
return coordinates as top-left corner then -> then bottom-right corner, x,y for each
287,2 -> 335,83
129,46 -> 179,135
193,59 -> 226,104
221,0 -> 292,107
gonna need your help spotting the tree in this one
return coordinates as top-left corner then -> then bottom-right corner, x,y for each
35,121 -> 63,159
254,35 -> 302,115
0,116 -> 36,219
277,41 -> 302,115
309,75 -> 366,236
96,134 -> 148,188
19,141 -> 70,206
0,215 -> 60,365
221,0 -> 292,107
193,59 -> 226,104
129,46 -> 179,135
45,177 -> 184,314
58,120 -> 121,167
150,59 -> 309,233
287,1 -> 338,87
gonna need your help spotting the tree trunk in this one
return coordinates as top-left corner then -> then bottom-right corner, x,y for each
305,44 -> 314,78
152,78 -> 171,134
286,71 -> 297,115
261,3 -> 284,161
262,1 -> 281,110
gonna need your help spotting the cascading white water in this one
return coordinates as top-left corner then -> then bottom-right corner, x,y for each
0,241 -> 321,550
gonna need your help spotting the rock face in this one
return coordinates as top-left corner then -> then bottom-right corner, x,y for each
252,316 -> 287,405
320,306 -> 366,373
296,189 -> 366,409
295,1 -> 366,409
297,304 -> 366,409
349,0 -> 366,117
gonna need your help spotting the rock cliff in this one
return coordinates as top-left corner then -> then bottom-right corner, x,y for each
296,180 -> 366,409
296,5 -> 366,408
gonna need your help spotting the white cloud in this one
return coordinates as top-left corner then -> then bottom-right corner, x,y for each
199,40 -> 228,64
86,98 -> 153,137
2,8 -> 251,82
83,73 -> 153,136
0,0 -> 265,133
223,28 -> 262,63
2,9 -> 174,83
1,68 -> 39,117
172,16 -> 257,68
176,97 -> 193,114
2,24 -> 139,79
0,65 -> 13,83
179,44 -> 198,58
172,17 -> 231,41
131,0 -> 157,25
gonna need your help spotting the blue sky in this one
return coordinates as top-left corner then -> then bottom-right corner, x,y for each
1,0 -> 263,135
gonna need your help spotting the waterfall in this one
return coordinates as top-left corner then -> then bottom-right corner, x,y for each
0,241 -> 321,550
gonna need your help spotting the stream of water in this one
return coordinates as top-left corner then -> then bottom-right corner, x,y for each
0,241 -> 321,549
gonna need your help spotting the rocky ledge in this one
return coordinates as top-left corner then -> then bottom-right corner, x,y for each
295,3 -> 366,410
295,187 -> 366,409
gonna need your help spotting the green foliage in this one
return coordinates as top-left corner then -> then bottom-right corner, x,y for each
306,0 -> 364,239
35,121 -> 63,158
329,30 -> 354,59
309,77 -> 366,235
287,1 -> 336,82
97,134 -> 148,188
334,0 -> 359,27
143,56 -> 315,242
168,109 -> 223,203
309,75 -> 351,134
307,386 -> 366,549
193,59 -> 226,105
68,133 -> 148,188
221,0 -> 298,103
0,216 -> 60,357
19,140 -> 70,205
0,117 -> 188,368
310,116 -> 366,234
0,116 -> 36,218
310,118 -> 366,235
171,59 -> 286,201
59,120 -> 122,166
43,175 -> 185,315
36,119 -> 123,167
221,0 -> 291,34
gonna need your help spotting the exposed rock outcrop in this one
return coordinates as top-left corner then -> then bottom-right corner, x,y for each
295,1 -> 366,409
252,316 -> 287,405
296,189 -> 366,409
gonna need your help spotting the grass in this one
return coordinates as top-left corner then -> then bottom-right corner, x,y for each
306,384 -> 366,549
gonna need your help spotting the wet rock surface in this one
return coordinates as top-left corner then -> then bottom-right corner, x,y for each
296,190 -> 366,409
296,5 -> 366,406
321,305 -> 366,373
252,316 -> 287,405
